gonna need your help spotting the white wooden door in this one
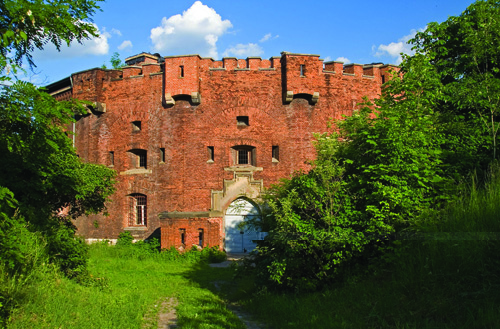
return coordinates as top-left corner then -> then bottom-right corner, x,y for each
224,198 -> 261,253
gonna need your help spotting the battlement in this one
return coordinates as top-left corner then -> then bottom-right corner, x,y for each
48,51 -> 398,109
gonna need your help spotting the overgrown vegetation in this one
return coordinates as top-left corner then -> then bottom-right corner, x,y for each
4,241 -> 240,328
0,0 -> 115,323
250,0 -> 500,292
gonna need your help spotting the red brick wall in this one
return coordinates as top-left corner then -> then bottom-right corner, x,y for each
66,52 -> 399,248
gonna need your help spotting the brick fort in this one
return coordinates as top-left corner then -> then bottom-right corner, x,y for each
46,52 -> 397,252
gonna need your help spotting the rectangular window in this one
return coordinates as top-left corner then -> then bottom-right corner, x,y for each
138,152 -> 147,168
180,229 -> 186,245
129,194 -> 147,226
160,148 -> 165,163
109,151 -> 114,166
238,149 -> 249,164
300,65 -> 305,76
207,146 -> 214,162
179,65 -> 184,77
272,145 -> 279,162
132,121 -> 141,131
198,228 -> 204,247
236,116 -> 249,126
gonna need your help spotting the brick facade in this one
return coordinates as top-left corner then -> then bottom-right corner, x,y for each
46,52 -> 397,251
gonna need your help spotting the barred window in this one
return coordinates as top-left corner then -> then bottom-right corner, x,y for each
127,149 -> 147,169
231,145 -> 256,166
129,194 -> 147,226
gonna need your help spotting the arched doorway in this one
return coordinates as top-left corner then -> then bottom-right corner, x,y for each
224,198 -> 261,253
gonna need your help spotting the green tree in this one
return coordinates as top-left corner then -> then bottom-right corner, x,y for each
0,0 -> 102,70
254,0 -> 499,291
0,0 -> 114,279
412,0 -> 500,160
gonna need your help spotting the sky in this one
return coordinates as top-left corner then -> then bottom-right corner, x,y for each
25,0 -> 477,85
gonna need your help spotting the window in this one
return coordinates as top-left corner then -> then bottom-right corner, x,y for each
232,145 -> 256,166
207,146 -> 214,163
128,194 -> 147,226
272,145 -> 279,162
300,64 -> 305,76
180,229 -> 186,245
132,121 -> 141,131
198,229 -> 204,247
109,151 -> 114,166
179,65 -> 184,77
160,148 -> 165,163
128,149 -> 147,169
236,116 -> 249,126
381,74 -> 386,84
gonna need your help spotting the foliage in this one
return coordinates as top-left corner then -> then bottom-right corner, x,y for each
253,0 -> 500,291
412,0 -> 500,160
110,52 -> 124,69
0,0 -> 103,70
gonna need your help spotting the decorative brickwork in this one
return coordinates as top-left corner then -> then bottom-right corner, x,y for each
46,52 -> 398,251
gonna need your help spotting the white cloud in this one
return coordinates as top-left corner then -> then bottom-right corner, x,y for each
335,56 -> 351,64
34,24 -> 109,60
222,43 -> 263,58
374,28 -> 425,64
150,1 -> 232,58
260,33 -> 278,43
111,28 -> 122,36
118,40 -> 133,50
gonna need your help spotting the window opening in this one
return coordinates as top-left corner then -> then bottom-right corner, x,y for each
179,65 -> 184,77
132,121 -> 141,131
300,65 -> 305,76
232,145 -> 256,166
236,116 -> 249,126
128,149 -> 147,169
180,229 -> 186,245
238,149 -> 249,164
198,229 -> 204,247
160,148 -> 165,163
381,74 -> 386,84
109,151 -> 114,166
272,145 -> 279,162
207,146 -> 214,162
128,194 -> 147,226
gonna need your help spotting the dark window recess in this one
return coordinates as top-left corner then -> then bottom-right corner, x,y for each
109,151 -> 114,166
179,65 -> 184,77
236,116 -> 249,126
128,194 -> 147,226
160,148 -> 165,163
128,149 -> 147,169
232,145 -> 256,166
132,121 -> 141,131
272,145 -> 279,162
300,64 -> 305,76
207,146 -> 214,162
180,229 -> 186,245
198,228 -> 204,247
381,75 -> 386,84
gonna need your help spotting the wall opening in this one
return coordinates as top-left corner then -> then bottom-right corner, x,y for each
128,193 -> 147,226
231,145 -> 256,166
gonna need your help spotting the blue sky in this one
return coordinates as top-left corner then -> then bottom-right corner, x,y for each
27,0 -> 476,85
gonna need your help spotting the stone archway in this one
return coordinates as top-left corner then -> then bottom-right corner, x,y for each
224,198 -> 261,253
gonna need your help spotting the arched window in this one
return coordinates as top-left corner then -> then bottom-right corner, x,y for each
231,145 -> 256,166
128,193 -> 147,226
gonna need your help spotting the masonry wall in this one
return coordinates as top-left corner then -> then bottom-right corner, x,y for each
55,52 -> 398,249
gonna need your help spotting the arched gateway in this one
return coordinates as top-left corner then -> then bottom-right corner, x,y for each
224,198 -> 262,253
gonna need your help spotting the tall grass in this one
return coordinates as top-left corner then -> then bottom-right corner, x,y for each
235,167 -> 500,328
5,242 -> 243,329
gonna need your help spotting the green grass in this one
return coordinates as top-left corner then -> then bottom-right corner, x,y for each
6,170 -> 500,328
6,244 -> 244,328
223,170 -> 500,329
